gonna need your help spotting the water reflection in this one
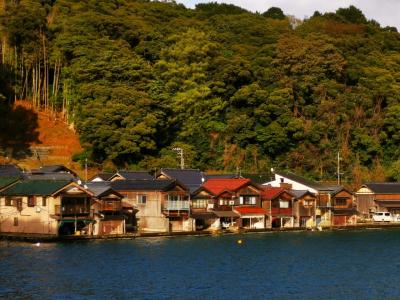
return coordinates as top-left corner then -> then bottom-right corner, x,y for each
1,230 -> 400,299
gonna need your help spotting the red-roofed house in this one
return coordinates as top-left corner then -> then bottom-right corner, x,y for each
191,178 -> 265,230
261,186 -> 296,228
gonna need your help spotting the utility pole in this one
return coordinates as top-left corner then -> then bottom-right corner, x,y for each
337,151 -> 342,185
172,147 -> 184,169
85,158 -> 88,183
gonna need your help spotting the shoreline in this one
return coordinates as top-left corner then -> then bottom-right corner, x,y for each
2,223 -> 400,243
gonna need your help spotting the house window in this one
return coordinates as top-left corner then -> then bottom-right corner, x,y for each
138,195 -> 147,204
14,217 -> 18,226
193,199 -> 207,208
335,198 -> 347,206
13,198 -> 23,210
303,200 -> 314,206
280,178 -> 284,183
5,197 -> 12,206
28,196 -> 35,207
42,197 -> 47,207
241,196 -> 257,205
168,195 -> 182,201
279,200 -> 289,208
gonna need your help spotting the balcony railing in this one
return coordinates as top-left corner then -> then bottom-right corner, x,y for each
55,205 -> 93,216
163,201 -> 190,210
100,202 -> 122,212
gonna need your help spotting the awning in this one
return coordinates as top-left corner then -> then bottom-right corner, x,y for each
234,207 -> 267,215
191,212 -> 217,220
214,210 -> 240,218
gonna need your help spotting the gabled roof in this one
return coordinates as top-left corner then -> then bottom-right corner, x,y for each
85,182 -> 123,198
360,183 -> 400,194
261,187 -> 286,200
202,178 -> 253,196
110,179 -> 185,192
158,168 -> 205,193
34,165 -> 78,177
111,171 -> 153,181
0,164 -> 23,177
89,172 -> 114,181
0,180 -> 72,196
273,171 -> 337,191
289,190 -> 315,199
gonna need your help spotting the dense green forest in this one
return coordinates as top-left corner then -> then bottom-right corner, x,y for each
1,0 -> 400,182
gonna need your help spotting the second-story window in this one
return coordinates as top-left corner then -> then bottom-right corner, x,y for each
193,199 -> 207,208
28,196 -> 36,207
335,198 -> 347,206
5,197 -> 12,206
240,196 -> 257,205
168,195 -> 182,201
138,195 -> 147,204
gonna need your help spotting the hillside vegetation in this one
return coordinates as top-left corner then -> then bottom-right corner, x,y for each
1,1 -> 400,183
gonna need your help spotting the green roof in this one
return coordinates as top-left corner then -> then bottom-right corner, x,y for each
0,180 -> 71,196
0,177 -> 20,190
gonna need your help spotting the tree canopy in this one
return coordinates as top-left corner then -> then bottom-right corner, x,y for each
1,1 -> 400,183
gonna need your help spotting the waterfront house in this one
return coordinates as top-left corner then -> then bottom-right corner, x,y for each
263,171 -> 346,227
0,180 -> 94,236
110,180 -> 192,232
261,187 -> 295,228
329,187 -> 356,225
356,183 -> 400,219
86,183 -> 127,235
290,190 -> 316,228
193,178 -> 265,230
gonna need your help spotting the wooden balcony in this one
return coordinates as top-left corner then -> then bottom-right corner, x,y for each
163,200 -> 190,211
271,208 -> 293,216
100,202 -> 122,212
55,205 -> 93,216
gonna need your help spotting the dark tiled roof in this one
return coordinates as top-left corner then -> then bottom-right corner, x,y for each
0,164 -> 23,177
115,171 -> 153,180
90,172 -> 114,181
24,173 -> 75,181
274,171 -> 336,191
204,173 -> 238,180
362,183 -> 400,194
85,182 -> 122,198
110,179 -> 181,192
289,190 -> 314,199
35,165 -> 77,176
0,177 -> 20,190
160,168 -> 204,193
0,180 -> 71,196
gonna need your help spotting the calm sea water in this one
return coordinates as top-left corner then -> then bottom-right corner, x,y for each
1,229 -> 400,299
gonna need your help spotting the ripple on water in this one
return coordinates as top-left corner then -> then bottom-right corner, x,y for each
1,230 -> 400,299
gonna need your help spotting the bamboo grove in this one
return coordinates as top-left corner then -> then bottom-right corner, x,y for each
1,0 -> 400,183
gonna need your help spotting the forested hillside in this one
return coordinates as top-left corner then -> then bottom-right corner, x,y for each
1,0 -> 400,183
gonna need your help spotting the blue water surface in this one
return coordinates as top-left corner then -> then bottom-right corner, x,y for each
1,229 -> 400,299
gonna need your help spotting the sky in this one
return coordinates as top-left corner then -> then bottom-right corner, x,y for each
178,0 -> 400,30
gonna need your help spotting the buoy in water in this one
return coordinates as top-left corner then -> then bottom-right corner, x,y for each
237,239 -> 243,244
35,242 -> 40,247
